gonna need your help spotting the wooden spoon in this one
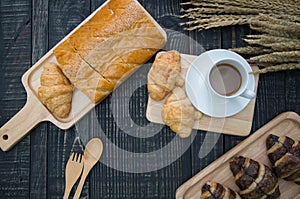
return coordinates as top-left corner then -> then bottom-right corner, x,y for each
73,138 -> 103,199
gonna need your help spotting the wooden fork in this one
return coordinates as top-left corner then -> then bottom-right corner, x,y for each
63,152 -> 84,199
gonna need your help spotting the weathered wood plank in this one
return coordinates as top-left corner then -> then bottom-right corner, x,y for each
87,0 -> 193,198
0,0 -> 32,198
285,70 -> 300,114
91,0 -> 106,12
251,72 -> 287,129
29,0 -> 49,198
0,0 -> 299,198
221,25 -> 252,152
48,0 -> 90,48
187,25 -> 224,176
176,0 -> 226,176
47,0 -> 90,198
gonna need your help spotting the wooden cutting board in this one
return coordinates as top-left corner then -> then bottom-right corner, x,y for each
175,112 -> 300,199
0,0 -> 166,151
146,54 -> 259,136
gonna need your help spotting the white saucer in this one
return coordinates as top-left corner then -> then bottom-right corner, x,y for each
185,49 -> 255,118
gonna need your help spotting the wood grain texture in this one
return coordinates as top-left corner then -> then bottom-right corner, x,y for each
0,0 -> 299,198
146,54 -> 259,136
222,26 -> 253,153
0,0 -> 31,198
285,70 -> 300,113
47,0 -> 90,198
0,0 -> 141,151
176,112 -> 300,199
88,1 -> 193,198
30,0 -> 49,198
188,28 -> 224,177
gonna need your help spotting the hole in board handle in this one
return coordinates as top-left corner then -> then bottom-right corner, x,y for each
2,134 -> 8,141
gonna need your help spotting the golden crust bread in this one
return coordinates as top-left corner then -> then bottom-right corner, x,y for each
54,40 -> 114,103
53,0 -> 166,103
148,50 -> 184,101
38,62 -> 73,118
162,87 -> 202,138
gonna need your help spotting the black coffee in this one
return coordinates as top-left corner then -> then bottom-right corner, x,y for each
209,63 -> 242,96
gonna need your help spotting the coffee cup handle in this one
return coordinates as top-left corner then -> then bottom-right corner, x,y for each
241,89 -> 256,99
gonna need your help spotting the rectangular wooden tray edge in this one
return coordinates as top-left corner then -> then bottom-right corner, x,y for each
175,111 -> 300,199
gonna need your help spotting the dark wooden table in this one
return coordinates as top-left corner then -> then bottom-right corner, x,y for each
0,0 -> 299,198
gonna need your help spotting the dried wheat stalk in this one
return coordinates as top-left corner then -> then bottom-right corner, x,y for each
251,63 -> 300,74
180,0 -> 300,73
181,0 -> 300,28
248,51 -> 300,64
183,16 -> 251,31
245,35 -> 299,43
230,46 -> 273,55
181,0 -> 299,13
250,15 -> 300,39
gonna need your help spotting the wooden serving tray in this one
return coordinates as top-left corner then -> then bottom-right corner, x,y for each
0,0 -> 166,151
146,54 -> 259,136
175,112 -> 300,199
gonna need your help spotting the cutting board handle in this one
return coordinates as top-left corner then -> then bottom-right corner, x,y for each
0,95 -> 48,151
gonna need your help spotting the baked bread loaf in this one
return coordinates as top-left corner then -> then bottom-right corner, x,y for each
54,40 -> 114,103
230,156 -> 280,199
38,62 -> 73,118
266,134 -> 300,184
147,50 -> 184,101
53,0 -> 167,103
200,181 -> 241,199
162,87 -> 202,138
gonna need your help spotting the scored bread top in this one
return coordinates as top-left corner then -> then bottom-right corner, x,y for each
54,39 -> 114,103
53,0 -> 167,103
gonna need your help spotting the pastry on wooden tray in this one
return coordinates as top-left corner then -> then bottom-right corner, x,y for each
38,62 -> 73,118
147,50 -> 184,101
162,87 -> 202,138
200,181 -> 241,199
53,0 -> 167,103
266,134 -> 300,185
230,156 -> 280,199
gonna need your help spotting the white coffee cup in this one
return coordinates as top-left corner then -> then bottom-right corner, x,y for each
207,58 -> 256,99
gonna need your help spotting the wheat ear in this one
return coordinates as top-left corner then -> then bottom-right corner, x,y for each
251,63 -> 300,74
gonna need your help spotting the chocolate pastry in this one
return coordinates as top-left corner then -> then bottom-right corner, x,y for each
230,156 -> 280,199
266,134 -> 300,184
200,181 -> 241,199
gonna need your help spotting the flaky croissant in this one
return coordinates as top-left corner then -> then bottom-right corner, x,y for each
266,134 -> 300,184
38,62 -> 73,118
147,50 -> 184,101
162,87 -> 202,138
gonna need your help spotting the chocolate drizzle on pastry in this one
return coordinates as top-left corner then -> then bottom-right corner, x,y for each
266,134 -> 300,185
230,156 -> 280,199
200,181 -> 241,199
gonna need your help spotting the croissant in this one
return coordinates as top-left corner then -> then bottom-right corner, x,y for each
162,87 -> 202,138
230,156 -> 280,199
200,181 -> 241,199
147,50 -> 184,101
38,62 -> 73,118
266,134 -> 300,184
